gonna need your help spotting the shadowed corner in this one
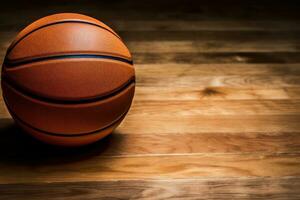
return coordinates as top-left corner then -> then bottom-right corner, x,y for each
0,118 -> 124,166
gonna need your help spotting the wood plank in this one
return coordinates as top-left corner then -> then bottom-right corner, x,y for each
119,31 -> 300,41
2,85 -> 298,102
135,87 -> 300,100
135,64 -> 300,76
1,98 -> 300,119
0,105 -> 299,135
119,115 -> 300,134
128,41 -> 300,53
2,99 -> 299,116
130,100 -> 300,116
2,51 -> 300,65
133,52 -> 300,64
0,153 -> 299,183
0,120 -> 298,157
110,20 -> 300,31
136,75 -> 300,88
1,30 -> 300,54
0,177 -> 299,200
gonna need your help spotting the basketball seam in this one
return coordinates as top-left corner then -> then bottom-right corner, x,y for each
4,97 -> 131,137
6,20 -> 124,56
2,77 -> 135,104
4,53 -> 133,67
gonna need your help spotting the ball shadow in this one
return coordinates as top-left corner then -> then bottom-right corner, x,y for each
0,118 -> 123,166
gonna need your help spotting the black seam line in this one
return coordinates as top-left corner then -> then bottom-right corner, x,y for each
2,77 -> 135,104
5,97 -> 130,137
7,20 -> 122,54
4,54 -> 133,67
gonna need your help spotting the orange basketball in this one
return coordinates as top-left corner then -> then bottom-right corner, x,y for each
1,13 -> 135,147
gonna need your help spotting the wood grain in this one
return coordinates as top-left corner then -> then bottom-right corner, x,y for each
132,52 -> 300,64
135,64 -> 300,76
2,99 -> 300,118
119,115 -> 300,134
0,0 -> 300,199
135,87 -> 300,100
127,41 -> 300,53
1,177 -> 299,200
0,119 -> 298,158
136,75 -> 300,88
129,100 -> 300,115
0,153 -> 299,184
110,20 -> 300,31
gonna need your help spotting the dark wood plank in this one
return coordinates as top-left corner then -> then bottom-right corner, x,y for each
136,75 -> 300,88
109,20 -> 300,31
127,41 -> 300,53
118,31 -> 300,41
2,29 -> 300,57
133,52 -> 300,64
0,177 -> 299,200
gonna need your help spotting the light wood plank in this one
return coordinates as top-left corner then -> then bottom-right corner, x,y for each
120,115 -> 300,134
130,100 -> 300,116
136,63 -> 300,76
0,153 -> 299,184
0,106 -> 299,135
0,119 -> 299,157
135,87 -> 300,100
0,119 -> 298,159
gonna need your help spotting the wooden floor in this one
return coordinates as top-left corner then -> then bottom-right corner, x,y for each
0,0 -> 300,199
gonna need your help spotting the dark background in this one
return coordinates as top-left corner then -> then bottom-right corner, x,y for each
1,0 -> 300,64
1,0 -> 300,34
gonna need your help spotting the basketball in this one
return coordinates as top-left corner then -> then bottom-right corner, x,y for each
1,13 -> 135,146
